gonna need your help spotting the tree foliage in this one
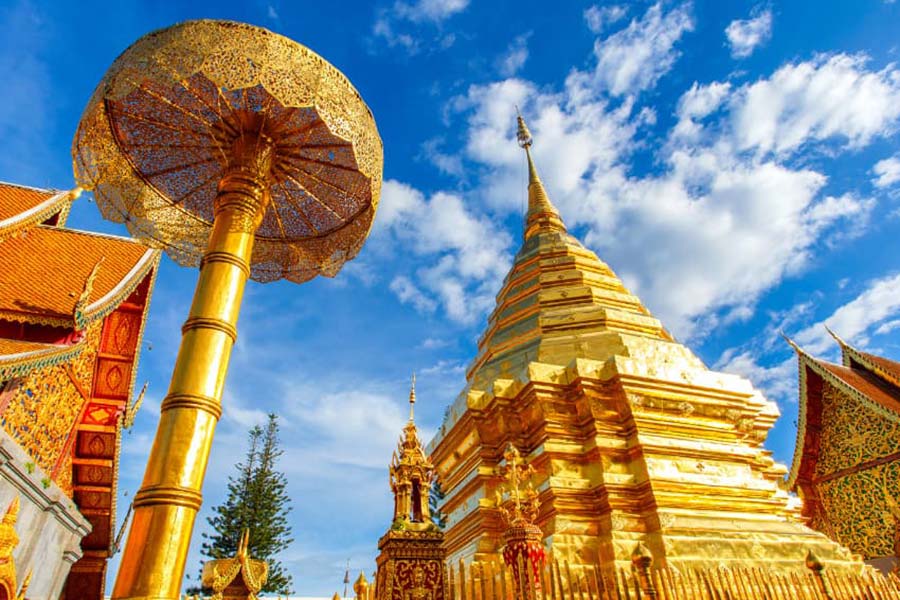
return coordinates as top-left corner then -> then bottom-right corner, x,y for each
429,476 -> 448,530
195,413 -> 294,595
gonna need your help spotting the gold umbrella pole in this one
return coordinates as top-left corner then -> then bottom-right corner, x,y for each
113,136 -> 273,599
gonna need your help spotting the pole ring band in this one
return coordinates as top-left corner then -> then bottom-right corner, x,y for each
160,392 -> 223,420
133,485 -> 203,510
181,317 -> 237,342
200,251 -> 251,277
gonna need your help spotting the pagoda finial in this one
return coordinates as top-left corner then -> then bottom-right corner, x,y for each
409,372 -> 416,422
515,112 -> 566,240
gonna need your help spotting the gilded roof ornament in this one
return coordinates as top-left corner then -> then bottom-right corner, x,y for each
515,113 -> 566,240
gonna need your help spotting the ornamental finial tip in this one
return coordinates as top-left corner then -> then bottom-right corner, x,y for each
409,373 -> 416,421
516,112 -> 533,149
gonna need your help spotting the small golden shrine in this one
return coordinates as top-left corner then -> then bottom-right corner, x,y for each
375,377 -> 447,600
428,117 -> 860,572
0,181 -> 159,598
787,330 -> 900,571
201,530 -> 268,600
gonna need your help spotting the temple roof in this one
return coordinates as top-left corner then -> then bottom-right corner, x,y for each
0,225 -> 157,328
0,181 -> 75,240
0,338 -> 84,381
787,335 -> 900,488
464,117 -> 675,388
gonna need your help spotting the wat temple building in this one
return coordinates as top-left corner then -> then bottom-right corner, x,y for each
788,332 -> 900,572
0,182 -> 158,599
427,118 -> 861,573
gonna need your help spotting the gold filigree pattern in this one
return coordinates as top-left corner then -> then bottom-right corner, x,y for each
812,383 -> 900,558
816,384 -> 900,478
72,19 -> 383,284
818,461 -> 900,558
1,321 -> 101,482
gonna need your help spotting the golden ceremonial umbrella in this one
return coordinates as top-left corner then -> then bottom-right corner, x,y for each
72,20 -> 382,599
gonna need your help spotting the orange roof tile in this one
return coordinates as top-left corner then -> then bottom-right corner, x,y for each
859,351 -> 900,388
0,182 -> 57,221
819,361 -> 900,415
0,225 -> 156,326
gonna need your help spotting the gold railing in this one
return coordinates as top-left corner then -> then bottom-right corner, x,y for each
357,554 -> 900,600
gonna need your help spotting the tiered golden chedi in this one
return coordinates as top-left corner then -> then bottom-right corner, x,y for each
428,117 -> 860,571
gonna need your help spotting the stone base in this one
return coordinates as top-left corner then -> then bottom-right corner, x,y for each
375,530 -> 447,600
0,432 -> 91,600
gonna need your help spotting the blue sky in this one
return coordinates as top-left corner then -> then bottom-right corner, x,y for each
3,0 -> 900,595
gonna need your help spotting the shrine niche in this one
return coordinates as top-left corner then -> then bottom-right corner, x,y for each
375,377 -> 447,600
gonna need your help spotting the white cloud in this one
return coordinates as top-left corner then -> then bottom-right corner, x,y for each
873,155 -> 900,188
732,54 -> 900,156
794,273 -> 900,354
393,0 -> 469,23
725,9 -> 773,58
375,179 -> 513,324
373,0 -> 469,53
390,275 -> 437,313
497,33 -> 530,77
588,2 -> 694,97
583,4 -> 627,34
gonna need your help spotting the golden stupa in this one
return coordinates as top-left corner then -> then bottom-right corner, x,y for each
427,115 -> 861,572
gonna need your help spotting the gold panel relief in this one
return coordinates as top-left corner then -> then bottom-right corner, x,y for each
815,383 -> 900,478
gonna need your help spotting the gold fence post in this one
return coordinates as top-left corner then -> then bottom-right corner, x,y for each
631,543 -> 658,599
805,549 -> 835,600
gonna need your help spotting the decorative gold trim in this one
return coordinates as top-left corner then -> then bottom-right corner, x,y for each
0,340 -> 85,381
160,392 -> 223,420
181,316 -> 238,343
200,251 -> 251,278
132,485 -> 203,510
0,187 -> 78,242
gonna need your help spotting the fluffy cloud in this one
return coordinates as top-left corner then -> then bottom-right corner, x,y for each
725,9 -> 773,58
373,0 -> 468,52
583,4 -> 627,34
375,179 -> 512,324
873,155 -> 900,188
731,54 -> 900,155
589,2 -> 694,97
497,33 -> 530,77
794,273 -> 900,354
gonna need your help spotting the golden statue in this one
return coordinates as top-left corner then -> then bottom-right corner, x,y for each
72,20 -> 382,598
494,444 -> 539,528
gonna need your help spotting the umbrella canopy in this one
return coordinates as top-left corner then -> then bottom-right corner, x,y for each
73,20 -> 382,283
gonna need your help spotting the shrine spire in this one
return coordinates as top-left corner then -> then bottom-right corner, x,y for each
409,372 -> 416,421
516,112 -> 567,240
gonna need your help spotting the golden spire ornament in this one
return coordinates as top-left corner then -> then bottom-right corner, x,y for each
515,112 -> 566,239
495,443 -> 540,528
72,20 -> 382,599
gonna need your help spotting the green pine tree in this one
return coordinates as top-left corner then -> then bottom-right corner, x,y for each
195,414 -> 294,595
429,476 -> 448,530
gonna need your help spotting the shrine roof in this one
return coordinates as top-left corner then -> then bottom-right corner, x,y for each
817,361 -> 900,415
0,338 -> 84,381
0,182 -> 74,239
0,225 -> 158,328
787,338 -> 900,489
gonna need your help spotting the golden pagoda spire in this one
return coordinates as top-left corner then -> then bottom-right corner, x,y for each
516,111 -> 567,240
